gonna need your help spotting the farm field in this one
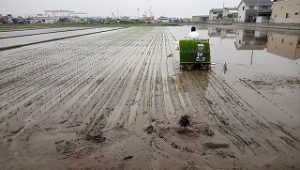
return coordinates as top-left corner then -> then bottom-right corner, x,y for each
0,27 -> 94,39
0,26 -> 299,170
0,27 -> 121,50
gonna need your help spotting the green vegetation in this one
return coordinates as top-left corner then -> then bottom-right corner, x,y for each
179,39 -> 211,64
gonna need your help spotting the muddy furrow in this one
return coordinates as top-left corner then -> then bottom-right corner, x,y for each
0,29 -> 132,109
0,29 -> 132,105
1,27 -> 299,170
0,28 -> 143,136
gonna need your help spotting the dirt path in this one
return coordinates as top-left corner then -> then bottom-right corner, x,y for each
0,27 -> 299,170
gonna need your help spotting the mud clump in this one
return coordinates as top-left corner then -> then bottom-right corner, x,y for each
171,142 -> 180,149
24,101 -> 32,107
145,125 -> 154,134
217,151 -> 236,158
204,127 -> 214,137
55,140 -> 65,144
167,53 -> 173,57
203,142 -> 229,149
177,128 -> 193,135
123,155 -> 133,160
86,132 -> 106,143
184,147 -> 194,153
55,140 -> 76,154
179,115 -> 190,127
11,125 -> 25,135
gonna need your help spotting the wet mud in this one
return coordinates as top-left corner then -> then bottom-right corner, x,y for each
0,27 -> 299,170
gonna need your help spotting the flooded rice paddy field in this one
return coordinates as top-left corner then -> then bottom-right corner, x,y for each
0,26 -> 299,170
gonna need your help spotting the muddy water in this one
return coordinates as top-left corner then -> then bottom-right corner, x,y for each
0,26 -> 299,170
207,27 -> 300,127
170,25 -> 300,121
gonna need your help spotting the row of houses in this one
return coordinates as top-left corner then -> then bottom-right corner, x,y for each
233,0 -> 299,23
0,14 -> 88,24
236,0 -> 299,23
0,9 -> 90,24
0,13 -> 191,25
209,7 -> 239,22
193,0 -> 300,24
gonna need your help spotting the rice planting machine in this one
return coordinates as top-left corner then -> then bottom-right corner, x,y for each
179,39 -> 211,70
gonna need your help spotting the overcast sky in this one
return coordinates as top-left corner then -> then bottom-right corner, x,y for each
1,0 -> 241,18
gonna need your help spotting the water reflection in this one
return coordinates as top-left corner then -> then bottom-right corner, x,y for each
209,27 -> 300,61
208,27 -> 236,39
208,27 -> 221,37
221,29 -> 236,39
234,29 -> 267,50
266,32 -> 300,60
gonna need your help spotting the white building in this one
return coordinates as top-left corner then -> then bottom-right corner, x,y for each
29,14 -> 56,24
209,8 -> 223,21
44,10 -> 88,23
157,16 -> 169,23
237,0 -> 273,22
223,7 -> 238,21
45,10 -> 75,17
141,15 -> 155,23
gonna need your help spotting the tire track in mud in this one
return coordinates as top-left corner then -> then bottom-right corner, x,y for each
183,69 -> 299,154
209,73 -> 300,152
167,26 -> 299,155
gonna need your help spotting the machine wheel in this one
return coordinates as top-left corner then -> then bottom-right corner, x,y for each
187,64 -> 194,71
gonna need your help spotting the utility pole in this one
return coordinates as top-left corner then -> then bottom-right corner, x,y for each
117,8 -> 119,19
251,30 -> 255,65
256,0 -> 260,22
137,8 -> 140,19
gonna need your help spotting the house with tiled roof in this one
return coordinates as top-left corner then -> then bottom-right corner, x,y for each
237,0 -> 273,22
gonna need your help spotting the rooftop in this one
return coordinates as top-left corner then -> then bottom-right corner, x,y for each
210,8 -> 223,13
192,15 -> 209,17
238,0 -> 273,7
